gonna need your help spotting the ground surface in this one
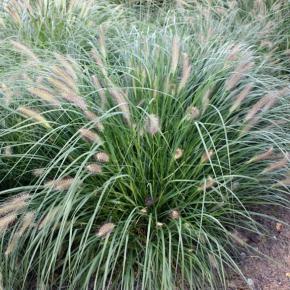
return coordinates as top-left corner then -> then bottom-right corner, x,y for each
229,206 -> 290,290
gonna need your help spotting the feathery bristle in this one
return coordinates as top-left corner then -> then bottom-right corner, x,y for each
4,146 -> 12,156
186,106 -> 200,120
91,48 -> 108,78
32,168 -> 45,177
174,148 -> 183,160
225,61 -> 254,91
79,128 -> 102,144
44,177 -> 76,191
54,53 -> 78,82
0,83 -> 13,106
0,213 -> 17,233
245,91 -> 279,122
202,89 -> 212,112
38,207 -> 60,230
198,176 -> 216,191
5,212 -> 34,256
275,177 -> 290,187
95,152 -> 109,163
51,65 -> 77,91
145,114 -> 161,135
10,40 -> 39,63
208,253 -> 218,269
227,44 -> 241,61
47,76 -> 76,95
84,111 -> 104,132
171,35 -> 180,74
170,210 -> 180,220
230,230 -> 248,246
91,75 -> 107,108
201,149 -> 214,163
262,156 -> 288,173
178,52 -> 192,92
0,194 -> 30,217
18,107 -> 51,129
229,83 -> 253,113
96,223 -> 115,238
248,147 -> 273,163
28,87 -> 60,106
61,93 -> 87,111
98,26 -> 107,59
86,163 -> 102,175
109,88 -> 131,125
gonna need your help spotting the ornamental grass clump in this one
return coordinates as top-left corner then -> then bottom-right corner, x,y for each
0,1 -> 290,290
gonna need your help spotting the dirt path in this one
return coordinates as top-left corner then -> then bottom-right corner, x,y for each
229,207 -> 290,290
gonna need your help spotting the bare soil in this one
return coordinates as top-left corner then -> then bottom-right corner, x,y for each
229,206 -> 290,290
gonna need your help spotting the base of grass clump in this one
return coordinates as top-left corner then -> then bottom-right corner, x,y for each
0,1 -> 290,289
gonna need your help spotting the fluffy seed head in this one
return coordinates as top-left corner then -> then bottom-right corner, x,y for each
84,111 -> 104,132
10,40 -> 39,63
91,75 -> 106,108
178,52 -> 192,92
32,168 -> 46,177
95,152 -> 109,163
225,61 -> 254,91
5,212 -> 35,256
174,148 -> 183,160
245,91 -> 279,122
44,177 -> 76,191
198,176 -> 216,191
18,107 -> 51,129
38,207 -> 60,230
79,128 -> 102,144
170,210 -> 180,220
171,35 -> 180,74
86,164 -> 102,175
156,222 -> 164,228
0,213 -> 17,233
0,194 -> 30,217
201,149 -> 214,163
229,83 -> 253,113
28,87 -> 60,106
109,88 -> 131,125
248,147 -> 273,163
96,223 -> 115,238
145,114 -> 161,135
262,156 -> 289,174
4,146 -> 12,156
186,106 -> 200,120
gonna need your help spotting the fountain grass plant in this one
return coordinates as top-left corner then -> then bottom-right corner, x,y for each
0,0 -> 290,289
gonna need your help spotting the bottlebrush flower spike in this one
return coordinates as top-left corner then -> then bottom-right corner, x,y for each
79,128 -> 102,144
145,114 -> 161,135
0,213 -> 17,233
86,164 -> 102,175
84,111 -> 104,132
10,40 -> 39,63
28,87 -> 60,106
201,149 -> 214,163
44,177 -> 76,191
225,61 -> 254,91
186,106 -> 200,120
178,52 -> 192,92
174,148 -> 183,160
0,194 -> 30,217
95,152 -> 109,163
229,83 -> 253,113
96,223 -> 115,238
262,156 -> 289,174
171,35 -> 180,74
170,210 -> 180,220
18,107 -> 52,129
5,212 -> 34,256
247,147 -> 273,164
